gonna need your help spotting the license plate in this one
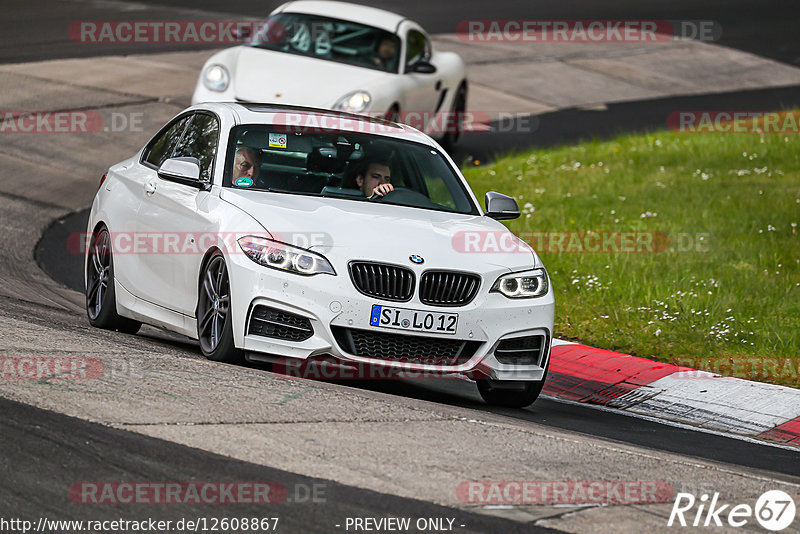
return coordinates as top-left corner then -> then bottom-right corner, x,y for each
370,305 -> 458,335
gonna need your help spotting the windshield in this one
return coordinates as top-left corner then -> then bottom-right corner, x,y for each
222,124 -> 479,215
252,13 -> 401,73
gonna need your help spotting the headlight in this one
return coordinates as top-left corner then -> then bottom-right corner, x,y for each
202,64 -> 230,92
491,269 -> 548,298
333,91 -> 371,113
237,236 -> 335,276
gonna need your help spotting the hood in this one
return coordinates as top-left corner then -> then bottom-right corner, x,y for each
220,189 -> 538,273
232,47 -> 390,108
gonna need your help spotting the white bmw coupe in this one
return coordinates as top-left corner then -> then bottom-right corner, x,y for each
85,102 -> 554,407
191,1 -> 468,146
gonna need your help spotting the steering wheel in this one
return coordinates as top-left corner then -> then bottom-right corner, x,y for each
369,187 -> 433,205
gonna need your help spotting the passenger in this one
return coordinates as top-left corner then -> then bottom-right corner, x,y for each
232,146 -> 261,183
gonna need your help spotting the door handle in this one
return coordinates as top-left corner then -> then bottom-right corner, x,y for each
144,182 -> 157,195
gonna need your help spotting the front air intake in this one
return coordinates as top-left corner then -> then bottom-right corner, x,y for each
248,305 -> 313,342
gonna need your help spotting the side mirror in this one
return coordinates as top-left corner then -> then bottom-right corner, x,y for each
158,157 -> 207,189
485,191 -> 520,220
408,60 -> 437,74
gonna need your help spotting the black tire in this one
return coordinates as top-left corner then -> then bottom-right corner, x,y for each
442,83 -> 467,150
196,253 -> 243,363
476,376 -> 546,408
85,227 -> 142,335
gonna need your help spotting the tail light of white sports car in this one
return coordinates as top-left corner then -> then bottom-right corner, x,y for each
491,269 -> 549,299
237,236 -> 336,276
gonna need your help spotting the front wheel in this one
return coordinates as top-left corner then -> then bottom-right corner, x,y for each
197,253 -> 243,363
442,83 -> 467,149
385,104 -> 400,124
85,227 -> 142,334
476,378 -> 546,408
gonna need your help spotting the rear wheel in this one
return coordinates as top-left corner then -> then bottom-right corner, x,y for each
477,376 -> 546,408
197,253 -> 243,363
85,227 -> 141,334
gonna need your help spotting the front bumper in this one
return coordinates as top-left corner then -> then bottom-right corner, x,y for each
225,252 -> 555,381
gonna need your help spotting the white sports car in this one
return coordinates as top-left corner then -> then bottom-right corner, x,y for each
191,1 -> 468,146
85,102 -> 554,407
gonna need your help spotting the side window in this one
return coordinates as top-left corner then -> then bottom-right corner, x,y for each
143,116 -> 189,167
171,113 -> 220,182
405,30 -> 431,69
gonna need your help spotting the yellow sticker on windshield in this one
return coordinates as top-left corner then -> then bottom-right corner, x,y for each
269,133 -> 287,149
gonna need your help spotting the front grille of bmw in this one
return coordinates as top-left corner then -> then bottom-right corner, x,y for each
418,270 -> 481,306
331,326 -> 481,366
248,305 -> 313,342
348,262 -> 480,306
349,261 -> 415,302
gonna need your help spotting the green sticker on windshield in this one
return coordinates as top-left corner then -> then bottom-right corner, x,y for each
234,177 -> 253,188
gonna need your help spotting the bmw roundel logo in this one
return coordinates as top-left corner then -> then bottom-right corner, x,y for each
409,255 -> 424,264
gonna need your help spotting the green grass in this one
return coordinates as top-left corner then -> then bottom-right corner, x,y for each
462,130 -> 800,386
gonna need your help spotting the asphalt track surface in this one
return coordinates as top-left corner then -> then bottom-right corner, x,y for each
1,396 -> 559,533
5,0 -> 800,529
37,210 -> 800,480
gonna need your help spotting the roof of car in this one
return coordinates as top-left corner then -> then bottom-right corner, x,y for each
206,102 -> 434,145
275,1 -> 408,34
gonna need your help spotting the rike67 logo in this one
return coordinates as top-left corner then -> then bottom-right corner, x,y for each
668,490 -> 796,531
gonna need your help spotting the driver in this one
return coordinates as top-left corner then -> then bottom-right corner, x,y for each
354,157 -> 394,197
232,146 -> 261,184
373,37 -> 397,70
